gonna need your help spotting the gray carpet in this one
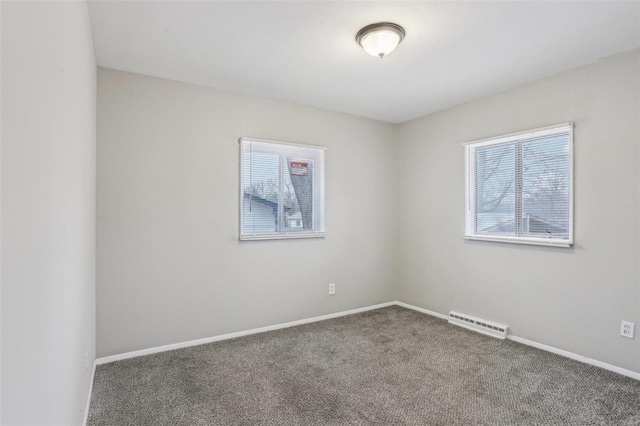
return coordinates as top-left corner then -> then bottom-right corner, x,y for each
88,306 -> 640,425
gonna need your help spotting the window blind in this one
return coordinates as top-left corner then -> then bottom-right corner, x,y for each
464,123 -> 573,247
239,138 -> 326,240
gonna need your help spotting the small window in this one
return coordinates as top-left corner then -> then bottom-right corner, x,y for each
239,137 -> 325,240
464,123 -> 573,247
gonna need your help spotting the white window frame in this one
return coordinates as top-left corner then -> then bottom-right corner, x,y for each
464,123 -> 574,248
239,137 -> 326,241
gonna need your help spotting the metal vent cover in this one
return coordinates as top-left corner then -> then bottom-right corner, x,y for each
448,311 -> 508,339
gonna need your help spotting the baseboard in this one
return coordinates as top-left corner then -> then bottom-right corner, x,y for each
83,360 -> 97,426
96,301 -> 395,365
394,301 -> 449,320
507,335 -> 640,381
396,300 -> 640,381
94,300 -> 639,382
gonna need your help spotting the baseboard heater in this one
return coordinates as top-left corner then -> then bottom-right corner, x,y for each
448,311 -> 509,339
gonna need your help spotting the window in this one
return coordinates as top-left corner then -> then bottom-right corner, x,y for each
239,137 -> 325,240
464,123 -> 573,247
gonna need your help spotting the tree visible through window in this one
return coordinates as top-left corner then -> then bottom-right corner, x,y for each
240,138 -> 325,240
464,123 -> 573,247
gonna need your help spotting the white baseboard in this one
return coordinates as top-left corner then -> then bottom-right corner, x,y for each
396,301 -> 640,381
94,300 -> 639,382
507,335 -> 640,381
394,301 -> 449,320
83,360 -> 97,426
96,302 -> 395,365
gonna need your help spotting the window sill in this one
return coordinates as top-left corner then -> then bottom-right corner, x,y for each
240,232 -> 326,241
463,235 -> 572,248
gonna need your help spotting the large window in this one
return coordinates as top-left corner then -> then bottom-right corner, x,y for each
239,137 -> 325,240
464,123 -> 573,247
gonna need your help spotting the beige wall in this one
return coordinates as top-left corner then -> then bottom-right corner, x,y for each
97,68 -> 396,357
0,5 -> 636,423
1,1 -> 96,424
97,51 -> 639,375
396,50 -> 640,372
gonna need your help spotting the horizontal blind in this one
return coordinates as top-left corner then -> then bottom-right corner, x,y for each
240,138 -> 325,239
520,133 -> 571,239
475,143 -> 516,235
464,123 -> 573,246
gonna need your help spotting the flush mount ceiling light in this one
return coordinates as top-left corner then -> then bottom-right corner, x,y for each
356,22 -> 405,58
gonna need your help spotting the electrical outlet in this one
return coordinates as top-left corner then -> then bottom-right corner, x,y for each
329,283 -> 336,295
85,352 -> 89,371
620,321 -> 635,339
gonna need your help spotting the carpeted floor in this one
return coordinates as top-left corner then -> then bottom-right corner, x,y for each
88,306 -> 640,425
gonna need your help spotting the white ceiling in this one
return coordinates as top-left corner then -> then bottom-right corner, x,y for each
88,1 -> 640,124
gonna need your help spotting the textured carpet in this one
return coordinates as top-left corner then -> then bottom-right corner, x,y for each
88,306 -> 640,425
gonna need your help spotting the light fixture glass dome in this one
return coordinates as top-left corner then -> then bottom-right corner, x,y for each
356,23 -> 405,58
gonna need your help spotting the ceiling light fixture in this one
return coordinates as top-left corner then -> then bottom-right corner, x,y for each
356,22 -> 405,58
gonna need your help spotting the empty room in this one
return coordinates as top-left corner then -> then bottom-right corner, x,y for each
2,0 -> 640,425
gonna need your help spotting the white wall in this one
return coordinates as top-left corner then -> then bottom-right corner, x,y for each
97,68 -> 396,357
1,2 -> 96,424
98,53 -> 640,375
396,50 -> 640,373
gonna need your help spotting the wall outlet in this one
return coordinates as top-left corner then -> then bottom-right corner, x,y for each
85,351 -> 89,371
620,321 -> 635,339
329,283 -> 335,295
